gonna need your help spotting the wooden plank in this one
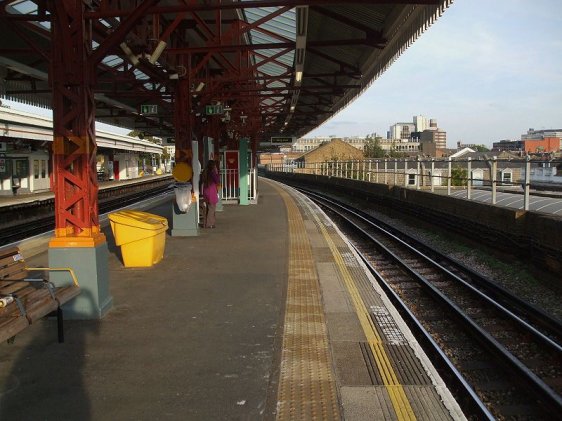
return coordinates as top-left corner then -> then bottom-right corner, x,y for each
0,248 -> 26,278
55,286 -> 81,305
1,282 -> 38,296
0,318 -> 29,343
26,295 -> 59,323
0,266 -> 28,281
0,247 -> 21,264
0,311 -> 21,325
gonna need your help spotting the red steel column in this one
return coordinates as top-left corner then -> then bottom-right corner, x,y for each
174,77 -> 193,165
49,0 -> 105,248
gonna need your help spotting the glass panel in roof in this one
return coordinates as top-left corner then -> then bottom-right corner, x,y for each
9,0 -> 37,14
242,5 -> 296,109
9,0 -> 50,29
103,55 -> 124,68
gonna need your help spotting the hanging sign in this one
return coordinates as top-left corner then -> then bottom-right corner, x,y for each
141,105 -> 158,114
205,104 -> 224,115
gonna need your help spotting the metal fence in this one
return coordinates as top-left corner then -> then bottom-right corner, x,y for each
267,157 -> 562,211
220,167 -> 257,203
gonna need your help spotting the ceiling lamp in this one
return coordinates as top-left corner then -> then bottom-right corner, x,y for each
149,40 -> 167,64
294,6 -> 308,87
120,42 -> 139,66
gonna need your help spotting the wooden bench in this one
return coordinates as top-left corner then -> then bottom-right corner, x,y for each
0,246 -> 81,344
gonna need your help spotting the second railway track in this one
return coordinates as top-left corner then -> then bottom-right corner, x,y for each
0,177 -> 174,246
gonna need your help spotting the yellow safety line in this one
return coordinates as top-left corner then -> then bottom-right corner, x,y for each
300,196 -> 416,421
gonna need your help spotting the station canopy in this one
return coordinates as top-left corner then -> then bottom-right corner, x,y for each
0,1 -> 452,142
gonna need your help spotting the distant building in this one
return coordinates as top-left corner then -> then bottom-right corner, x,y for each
520,128 -> 561,153
492,129 -> 561,154
492,139 -> 524,152
292,136 -> 330,152
292,136 -> 365,153
521,128 -> 562,141
414,115 -> 431,132
258,151 -> 302,166
294,139 -> 363,165
457,141 -> 480,150
523,138 -> 560,154
386,116 -> 445,156
388,122 -> 416,141
420,127 -> 446,150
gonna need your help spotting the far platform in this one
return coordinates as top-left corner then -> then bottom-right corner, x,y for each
0,174 -> 173,208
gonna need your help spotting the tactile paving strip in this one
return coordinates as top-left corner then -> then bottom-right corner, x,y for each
273,184 -> 341,420
296,192 -> 417,420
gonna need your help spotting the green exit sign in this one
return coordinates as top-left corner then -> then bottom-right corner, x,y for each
141,104 -> 158,114
205,104 -> 224,115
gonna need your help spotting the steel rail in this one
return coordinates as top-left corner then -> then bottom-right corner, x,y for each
352,243 -> 494,420
303,188 -> 562,342
303,188 -> 562,416
0,183 -> 174,247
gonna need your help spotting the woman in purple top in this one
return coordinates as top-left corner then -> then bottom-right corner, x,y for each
202,160 -> 220,228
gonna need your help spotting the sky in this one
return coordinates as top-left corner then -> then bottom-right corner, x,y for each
3,0 -> 561,148
305,0 -> 562,147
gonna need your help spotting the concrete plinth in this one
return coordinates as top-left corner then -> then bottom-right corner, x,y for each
172,201 -> 199,236
48,243 -> 113,320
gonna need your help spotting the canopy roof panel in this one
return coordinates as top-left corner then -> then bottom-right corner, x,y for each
0,0 -> 453,143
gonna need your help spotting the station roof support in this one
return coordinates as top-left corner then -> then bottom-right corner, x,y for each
49,1 -> 105,248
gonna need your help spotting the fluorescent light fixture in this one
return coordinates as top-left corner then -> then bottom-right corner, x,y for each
120,42 -> 132,56
296,6 -> 309,37
195,82 -> 205,92
149,40 -> 167,64
295,71 -> 303,83
120,42 -> 139,66
295,48 -> 305,65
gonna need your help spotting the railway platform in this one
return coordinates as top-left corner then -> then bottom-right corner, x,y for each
0,179 -> 464,420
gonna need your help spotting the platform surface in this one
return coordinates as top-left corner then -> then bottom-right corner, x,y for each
0,179 -> 464,420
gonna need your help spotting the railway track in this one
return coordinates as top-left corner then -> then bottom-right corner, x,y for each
301,188 -> 562,420
0,180 -> 174,246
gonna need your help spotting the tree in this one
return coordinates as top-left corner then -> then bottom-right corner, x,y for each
473,144 -> 490,152
451,165 -> 468,186
364,137 -> 385,158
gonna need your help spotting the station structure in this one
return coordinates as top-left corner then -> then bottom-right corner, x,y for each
0,0 -> 454,317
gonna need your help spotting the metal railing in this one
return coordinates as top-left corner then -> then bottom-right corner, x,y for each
267,157 -> 562,211
220,167 -> 257,203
